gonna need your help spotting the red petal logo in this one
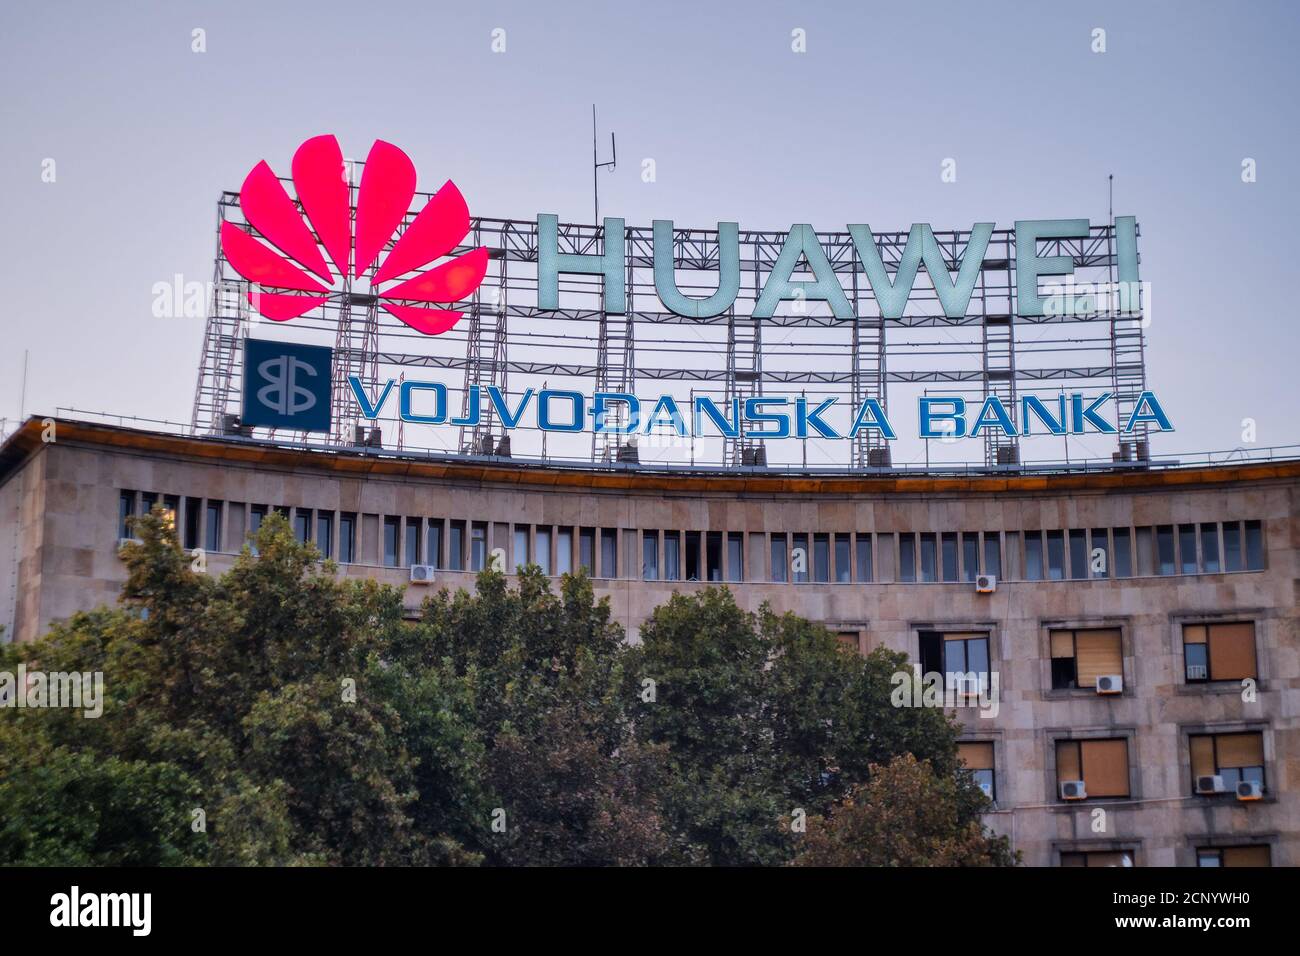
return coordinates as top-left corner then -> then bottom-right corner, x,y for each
221,135 -> 488,334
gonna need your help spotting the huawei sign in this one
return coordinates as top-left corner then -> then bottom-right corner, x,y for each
221,134 -> 487,335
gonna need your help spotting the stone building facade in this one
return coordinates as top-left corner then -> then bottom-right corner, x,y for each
2,417 -> 1296,866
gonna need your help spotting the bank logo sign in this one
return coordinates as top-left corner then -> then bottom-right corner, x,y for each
241,339 -> 332,433
222,135 -> 488,334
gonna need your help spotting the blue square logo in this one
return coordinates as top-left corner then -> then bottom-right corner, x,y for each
241,339 -> 332,433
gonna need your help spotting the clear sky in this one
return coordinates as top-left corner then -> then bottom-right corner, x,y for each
2,0 -> 1297,462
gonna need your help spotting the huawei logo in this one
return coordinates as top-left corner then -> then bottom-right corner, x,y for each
221,134 -> 488,335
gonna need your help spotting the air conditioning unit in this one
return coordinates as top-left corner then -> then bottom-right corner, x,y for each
1236,780 -> 1264,801
975,573 -> 996,594
1095,674 -> 1123,695
1195,774 -> 1226,795
1060,780 -> 1087,800
409,564 -> 436,584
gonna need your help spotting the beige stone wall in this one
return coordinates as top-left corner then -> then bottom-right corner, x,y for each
3,434 -> 1296,867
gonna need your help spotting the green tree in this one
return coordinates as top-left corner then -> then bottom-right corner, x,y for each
629,588 -> 994,865
408,566 -> 671,865
0,510 -> 466,865
0,511 -> 1012,867
791,754 -> 1018,867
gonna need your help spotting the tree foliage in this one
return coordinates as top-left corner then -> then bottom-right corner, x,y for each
0,510 -> 1013,867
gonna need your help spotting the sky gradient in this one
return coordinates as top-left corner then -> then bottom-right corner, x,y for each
2,0 -> 1297,462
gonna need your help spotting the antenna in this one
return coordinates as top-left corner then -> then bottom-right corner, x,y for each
1108,173 -> 1114,226
592,105 -> 616,222
19,349 -> 28,421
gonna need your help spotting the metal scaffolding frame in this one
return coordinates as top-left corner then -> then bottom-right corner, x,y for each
192,173 -> 1147,471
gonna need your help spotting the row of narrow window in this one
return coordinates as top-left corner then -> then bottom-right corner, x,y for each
116,492 -> 1267,581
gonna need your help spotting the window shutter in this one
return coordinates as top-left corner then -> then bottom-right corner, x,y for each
1207,623 -> 1257,681
958,741 -> 994,770
1056,740 -> 1082,781
1223,846 -> 1270,867
1075,629 -> 1123,687
1190,736 -> 1216,779
1215,732 -> 1264,769
1050,630 -> 1075,658
1082,739 -> 1130,797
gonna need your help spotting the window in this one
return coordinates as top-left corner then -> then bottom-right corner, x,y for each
1135,527 -> 1154,575
315,512 -> 332,559
1025,532 -> 1044,581
982,533 -> 1000,579
556,527 -> 573,574
1190,732 -> 1265,792
470,522 -> 487,571
941,532 -> 959,582
294,510 -> 310,545
249,504 -> 267,553
405,520 -> 421,568
727,533 -> 744,582
1068,530 -> 1087,580
899,534 -> 916,583
1112,527 -> 1132,577
876,532 -> 895,582
919,533 -> 937,582
140,492 -> 159,516
162,494 -> 180,529
206,501 -> 223,553
1183,622 -> 1256,683
1156,525 -> 1175,575
706,531 -> 723,582
1050,628 -> 1122,690
834,534 -> 851,583
835,632 -> 860,654
663,531 -> 680,581
601,529 -> 618,578
1045,530 -> 1064,580
1060,850 -> 1133,868
383,517 -> 400,567
1197,846 -> 1270,868
1002,531 -> 1018,580
791,533 -> 809,583
184,497 -> 202,550
514,524 -> 530,569
919,631 -> 990,695
855,534 -> 872,583
961,533 -> 978,583
1200,524 -> 1220,573
642,531 -> 659,581
1056,738 -> 1130,798
1244,520 -> 1264,570
339,513 -> 356,563
958,742 -> 995,800
426,518 -> 442,569
812,533 -> 829,583
1089,528 -> 1109,579
118,491 -> 135,539
1224,522 -> 1243,571
448,521 -> 465,571
770,535 -> 788,583
535,527 -> 551,575
1178,524 -> 1197,574
684,531 -> 700,581
579,527 -> 596,574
